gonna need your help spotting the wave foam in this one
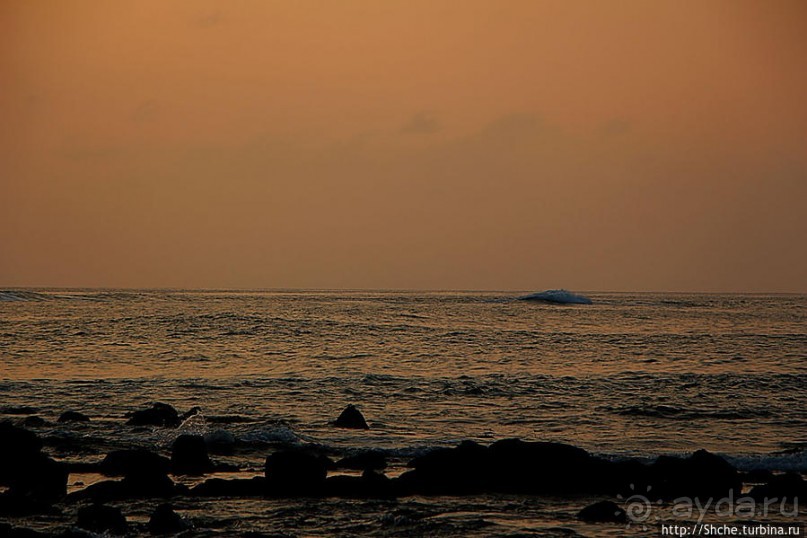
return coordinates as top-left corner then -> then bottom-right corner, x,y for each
239,424 -> 304,446
0,290 -> 49,302
727,451 -> 807,472
518,289 -> 593,304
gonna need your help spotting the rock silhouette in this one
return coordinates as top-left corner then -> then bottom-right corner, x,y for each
0,494 -> 60,517
399,440 -> 489,494
22,416 -> 46,428
126,403 -> 180,427
265,450 -> 331,495
58,411 -> 90,423
396,439 -> 741,499
73,449 -> 178,501
0,422 -> 68,502
171,434 -> 213,475
76,504 -> 128,535
100,449 -> 170,477
334,404 -> 369,429
577,500 -> 627,523
148,503 -> 190,535
749,472 -> 806,502
336,450 -> 386,471
326,469 -> 395,498
648,449 -> 741,500
204,429 -> 236,455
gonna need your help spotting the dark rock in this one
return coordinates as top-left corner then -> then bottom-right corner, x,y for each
76,504 -> 128,535
649,449 -> 740,500
577,500 -> 627,523
334,404 -> 369,429
58,411 -> 90,423
100,449 -> 171,477
68,480 -> 127,503
171,434 -> 213,475
363,469 -> 393,486
740,469 -> 775,484
399,438 -> 600,495
399,440 -> 490,495
336,450 -> 387,471
148,503 -> 190,535
749,472 -> 807,502
325,470 -> 397,499
24,455 -> 69,501
398,438 -> 628,496
0,421 -> 42,459
90,449 -> 176,499
181,406 -> 202,421
126,403 -> 180,427
121,470 -> 177,498
21,416 -> 47,428
204,429 -> 236,455
0,422 -> 68,502
324,475 -> 364,496
594,458 -> 653,496
326,470 -> 395,498
487,439 -> 594,494
0,493 -> 62,516
190,477 -> 267,497
265,450 -> 331,495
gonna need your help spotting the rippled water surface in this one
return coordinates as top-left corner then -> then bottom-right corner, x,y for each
1,290 -> 806,536
2,290 -> 805,459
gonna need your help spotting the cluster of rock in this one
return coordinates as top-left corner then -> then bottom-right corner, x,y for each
72,502 -> 189,536
70,431 -> 238,504
2,401 -> 806,535
399,439 -> 742,498
0,422 -> 68,509
0,502 -> 189,537
189,438 -> 807,507
0,420 -> 197,535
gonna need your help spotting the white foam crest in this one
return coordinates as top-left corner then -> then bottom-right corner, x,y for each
0,290 -> 48,302
239,424 -> 303,446
727,451 -> 807,472
518,289 -> 593,304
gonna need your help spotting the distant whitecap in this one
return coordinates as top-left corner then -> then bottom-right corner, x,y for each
518,289 -> 593,305
0,290 -> 48,302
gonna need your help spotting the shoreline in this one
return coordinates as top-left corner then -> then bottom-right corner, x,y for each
2,403 -> 805,537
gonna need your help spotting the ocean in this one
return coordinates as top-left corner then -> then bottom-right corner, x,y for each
1,289 -> 805,536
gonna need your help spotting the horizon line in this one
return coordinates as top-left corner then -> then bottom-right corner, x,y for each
2,286 -> 806,296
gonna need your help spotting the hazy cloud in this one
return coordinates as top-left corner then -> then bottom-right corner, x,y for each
3,0 -> 805,290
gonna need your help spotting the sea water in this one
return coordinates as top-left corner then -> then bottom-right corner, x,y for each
1,290 -> 805,535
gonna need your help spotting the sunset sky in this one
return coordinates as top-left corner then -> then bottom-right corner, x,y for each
2,0 -> 806,291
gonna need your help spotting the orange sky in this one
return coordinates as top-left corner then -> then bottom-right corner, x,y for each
2,0 -> 806,291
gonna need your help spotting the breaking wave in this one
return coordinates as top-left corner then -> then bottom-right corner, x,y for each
518,289 -> 593,304
0,290 -> 50,302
